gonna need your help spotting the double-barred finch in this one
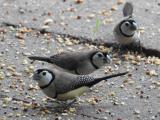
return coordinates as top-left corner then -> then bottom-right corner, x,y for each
28,49 -> 111,75
33,68 -> 128,101
113,2 -> 139,46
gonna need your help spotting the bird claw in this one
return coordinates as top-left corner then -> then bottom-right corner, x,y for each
64,99 -> 77,108
50,99 -> 77,111
117,45 -> 127,60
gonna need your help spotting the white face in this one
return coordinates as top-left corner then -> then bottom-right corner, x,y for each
33,69 -> 53,87
92,52 -> 111,67
120,20 -> 137,36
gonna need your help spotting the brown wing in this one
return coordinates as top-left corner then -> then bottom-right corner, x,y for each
49,52 -> 81,70
50,50 -> 98,71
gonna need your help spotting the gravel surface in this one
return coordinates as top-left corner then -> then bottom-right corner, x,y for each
0,0 -> 160,120
0,0 -> 160,55
0,27 -> 160,120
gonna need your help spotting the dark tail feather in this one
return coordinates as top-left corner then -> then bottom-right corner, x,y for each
97,71 -> 128,81
89,71 -> 128,87
28,56 -> 52,63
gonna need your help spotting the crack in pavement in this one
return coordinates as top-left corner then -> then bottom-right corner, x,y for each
1,21 -> 160,57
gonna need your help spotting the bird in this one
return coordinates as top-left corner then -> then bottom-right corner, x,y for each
28,49 -> 112,75
32,68 -> 128,103
113,2 -> 139,46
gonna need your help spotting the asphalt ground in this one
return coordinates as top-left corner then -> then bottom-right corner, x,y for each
0,0 -> 160,55
0,0 -> 160,120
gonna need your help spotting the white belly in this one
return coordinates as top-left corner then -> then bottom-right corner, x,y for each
57,86 -> 90,101
115,35 -> 134,45
114,31 -> 137,45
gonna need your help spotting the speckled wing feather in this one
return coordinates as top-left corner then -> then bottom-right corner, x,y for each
54,71 -> 128,94
55,74 -> 95,94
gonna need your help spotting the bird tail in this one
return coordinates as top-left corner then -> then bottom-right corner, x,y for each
97,71 -> 128,81
90,71 -> 128,86
28,56 -> 52,63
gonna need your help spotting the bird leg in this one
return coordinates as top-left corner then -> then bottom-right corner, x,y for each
118,44 -> 127,60
138,40 -> 143,54
66,99 -> 77,107
59,99 -> 77,109
51,99 -> 77,110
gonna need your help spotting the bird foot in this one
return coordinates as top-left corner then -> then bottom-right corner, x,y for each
50,99 -> 77,111
64,99 -> 77,108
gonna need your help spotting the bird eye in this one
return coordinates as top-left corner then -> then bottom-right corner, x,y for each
125,22 -> 129,27
42,72 -> 46,76
98,53 -> 103,57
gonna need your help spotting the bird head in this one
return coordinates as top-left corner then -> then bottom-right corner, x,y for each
33,69 -> 55,87
119,18 -> 137,37
119,2 -> 137,37
92,51 -> 112,68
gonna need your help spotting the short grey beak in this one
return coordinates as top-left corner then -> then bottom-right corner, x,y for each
131,22 -> 137,31
33,73 -> 40,81
104,54 -> 112,63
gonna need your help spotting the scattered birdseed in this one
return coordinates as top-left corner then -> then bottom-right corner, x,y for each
44,18 -> 53,25
103,18 -> 113,25
0,71 -> 5,80
41,25 -> 50,31
69,107 -> 76,113
15,33 -> 24,39
111,5 -> 118,11
134,109 -> 140,115
146,69 -> 158,76
75,0 -> 84,4
117,0 -> 124,4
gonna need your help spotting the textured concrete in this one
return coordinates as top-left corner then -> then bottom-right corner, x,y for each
0,0 -> 160,56
0,0 -> 160,120
0,26 -> 160,120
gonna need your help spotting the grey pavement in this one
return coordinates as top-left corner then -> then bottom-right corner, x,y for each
0,0 -> 160,120
0,0 -> 160,56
